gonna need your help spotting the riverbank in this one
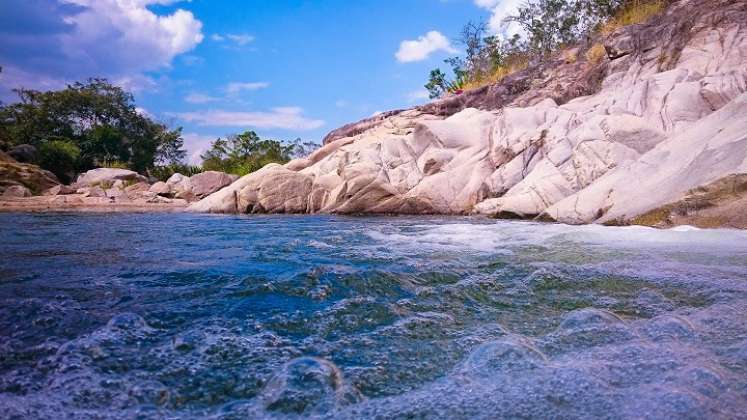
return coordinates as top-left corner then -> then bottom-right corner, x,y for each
0,195 -> 188,213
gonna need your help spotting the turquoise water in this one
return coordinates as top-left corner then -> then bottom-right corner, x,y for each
1,213 -> 746,419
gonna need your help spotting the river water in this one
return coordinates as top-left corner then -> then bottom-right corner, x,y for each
0,213 -> 746,419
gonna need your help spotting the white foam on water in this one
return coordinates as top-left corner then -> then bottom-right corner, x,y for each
364,221 -> 747,256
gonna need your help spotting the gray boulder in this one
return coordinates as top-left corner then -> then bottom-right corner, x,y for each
76,186 -> 106,198
166,173 -> 192,195
189,171 -> 238,198
149,181 -> 172,196
2,185 -> 32,198
8,144 -> 37,163
43,185 -> 77,196
73,168 -> 148,188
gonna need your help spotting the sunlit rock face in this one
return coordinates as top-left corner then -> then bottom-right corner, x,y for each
192,0 -> 747,225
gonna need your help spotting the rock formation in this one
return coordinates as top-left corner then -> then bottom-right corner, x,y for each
73,168 -> 148,189
191,0 -> 747,228
0,150 -> 60,195
0,159 -> 237,212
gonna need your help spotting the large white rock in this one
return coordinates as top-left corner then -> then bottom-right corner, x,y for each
166,173 -> 192,193
544,92 -> 747,224
73,168 -> 147,188
189,171 -> 238,198
189,164 -> 284,213
190,2 -> 747,224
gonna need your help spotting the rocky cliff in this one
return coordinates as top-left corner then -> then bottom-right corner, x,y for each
191,0 -> 747,228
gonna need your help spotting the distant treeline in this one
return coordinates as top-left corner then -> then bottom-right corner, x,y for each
0,77 -> 318,182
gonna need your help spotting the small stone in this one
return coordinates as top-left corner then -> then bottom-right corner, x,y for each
43,185 -> 76,196
149,181 -> 172,196
105,187 -> 124,198
2,185 -> 32,198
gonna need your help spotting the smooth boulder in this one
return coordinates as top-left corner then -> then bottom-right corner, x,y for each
149,181 -> 172,196
2,185 -> 32,198
189,171 -> 238,198
73,168 -> 147,188
0,157 -> 60,195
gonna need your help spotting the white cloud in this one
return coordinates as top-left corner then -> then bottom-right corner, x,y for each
172,107 -> 325,130
225,81 -> 270,94
133,0 -> 193,5
212,32 -> 255,47
473,0 -> 524,36
395,30 -> 457,63
0,0 -> 204,96
63,0 -> 204,71
111,74 -> 158,93
335,100 -> 349,108
135,106 -> 153,118
226,34 -> 255,46
474,0 -> 501,7
185,92 -> 219,104
182,132 -> 218,165
406,89 -> 430,103
181,54 -> 204,66
183,82 -> 269,105
0,65 -> 66,101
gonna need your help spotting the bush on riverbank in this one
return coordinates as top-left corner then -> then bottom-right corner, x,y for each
0,79 -> 187,180
425,0 -> 666,98
150,164 -> 205,182
199,132 -> 318,176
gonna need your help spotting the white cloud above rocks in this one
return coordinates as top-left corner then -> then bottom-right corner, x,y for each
0,0 -> 203,98
225,82 -> 270,94
395,31 -> 457,63
182,132 -> 218,165
473,0 -> 524,36
172,107 -> 325,130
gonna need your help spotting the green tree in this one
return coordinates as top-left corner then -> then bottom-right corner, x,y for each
425,69 -> 451,99
200,130 -> 299,176
506,0 -> 623,55
38,140 -> 81,183
422,0 -> 626,96
0,78 -> 186,178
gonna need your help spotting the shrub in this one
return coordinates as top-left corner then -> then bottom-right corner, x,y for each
150,164 -> 204,182
0,78 -> 187,177
599,0 -> 665,35
422,0 -> 668,96
461,54 -> 529,91
563,48 -> 579,63
200,131 -> 300,176
585,43 -> 607,63
38,139 -> 80,183
100,160 -> 129,169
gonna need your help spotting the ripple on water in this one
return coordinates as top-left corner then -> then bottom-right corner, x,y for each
1,214 -> 746,419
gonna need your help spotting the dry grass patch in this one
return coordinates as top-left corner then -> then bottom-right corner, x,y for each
562,48 -> 579,64
461,55 -> 530,92
600,0 -> 665,36
585,43 -> 607,64
630,206 -> 672,226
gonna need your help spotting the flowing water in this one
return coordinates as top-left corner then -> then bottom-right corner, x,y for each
1,213 -> 746,419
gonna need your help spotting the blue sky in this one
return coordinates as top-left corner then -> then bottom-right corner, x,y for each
0,0 -> 519,163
